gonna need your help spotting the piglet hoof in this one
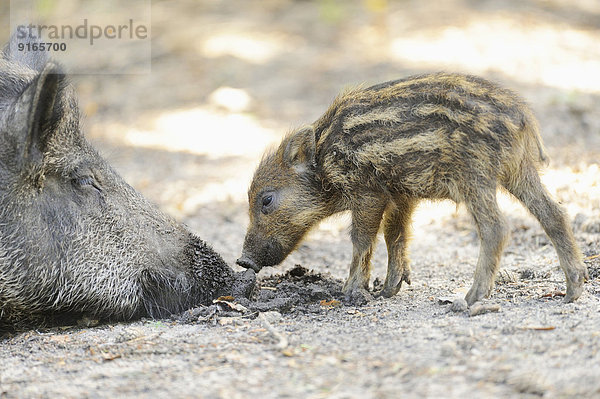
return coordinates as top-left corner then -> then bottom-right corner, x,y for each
377,285 -> 400,298
564,282 -> 584,303
377,273 -> 410,298
563,266 -> 588,303
344,288 -> 373,306
465,283 -> 492,306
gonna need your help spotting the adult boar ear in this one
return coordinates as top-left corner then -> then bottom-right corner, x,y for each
14,62 -> 65,165
283,126 -> 316,172
3,31 -> 49,71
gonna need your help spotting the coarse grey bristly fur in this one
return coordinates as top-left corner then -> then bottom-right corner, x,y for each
0,33 -> 236,330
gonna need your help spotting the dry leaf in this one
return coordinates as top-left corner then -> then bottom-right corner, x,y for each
213,298 -> 248,312
320,299 -> 340,307
541,291 -> 565,298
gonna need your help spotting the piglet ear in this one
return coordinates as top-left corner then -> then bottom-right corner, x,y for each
18,62 -> 64,164
283,126 -> 316,172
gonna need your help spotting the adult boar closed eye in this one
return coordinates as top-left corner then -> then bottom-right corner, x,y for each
0,33 -> 254,331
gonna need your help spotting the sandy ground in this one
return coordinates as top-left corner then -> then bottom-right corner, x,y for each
1,0 -> 600,397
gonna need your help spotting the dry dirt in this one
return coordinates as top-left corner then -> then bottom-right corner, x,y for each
1,0 -> 600,398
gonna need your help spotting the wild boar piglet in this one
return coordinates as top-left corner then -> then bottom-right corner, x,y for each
237,73 -> 588,305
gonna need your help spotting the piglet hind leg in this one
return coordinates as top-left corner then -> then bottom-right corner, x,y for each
464,187 -> 509,306
503,162 -> 588,302
378,199 -> 416,298
342,195 -> 387,304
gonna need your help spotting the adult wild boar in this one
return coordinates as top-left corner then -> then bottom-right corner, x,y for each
0,34 -> 251,329
237,73 -> 588,305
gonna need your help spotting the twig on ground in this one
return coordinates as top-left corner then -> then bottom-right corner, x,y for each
259,313 -> 288,350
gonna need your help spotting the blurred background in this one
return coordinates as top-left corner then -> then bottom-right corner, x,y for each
2,0 -> 599,273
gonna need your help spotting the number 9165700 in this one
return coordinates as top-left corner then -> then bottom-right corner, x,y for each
18,42 -> 67,52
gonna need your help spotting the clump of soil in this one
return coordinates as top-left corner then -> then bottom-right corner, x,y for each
249,265 -> 345,313
176,265 -> 349,324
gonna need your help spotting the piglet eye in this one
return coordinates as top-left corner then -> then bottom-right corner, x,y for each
262,195 -> 273,207
260,193 -> 277,214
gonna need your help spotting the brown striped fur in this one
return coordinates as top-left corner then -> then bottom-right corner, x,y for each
237,73 -> 588,305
